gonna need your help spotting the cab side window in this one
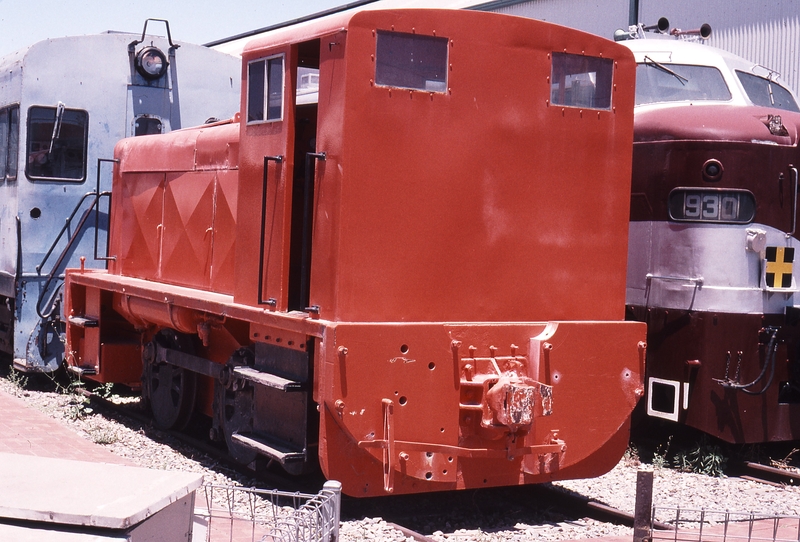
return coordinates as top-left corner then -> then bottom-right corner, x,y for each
247,55 -> 285,123
27,105 -> 88,181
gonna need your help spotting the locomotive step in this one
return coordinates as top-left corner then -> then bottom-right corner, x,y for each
67,315 -> 98,328
230,432 -> 305,465
66,364 -> 97,376
233,366 -> 305,391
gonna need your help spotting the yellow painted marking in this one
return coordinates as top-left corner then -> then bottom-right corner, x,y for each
766,247 -> 793,287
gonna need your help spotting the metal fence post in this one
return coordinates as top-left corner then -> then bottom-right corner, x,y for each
633,469 -> 654,542
323,480 -> 342,542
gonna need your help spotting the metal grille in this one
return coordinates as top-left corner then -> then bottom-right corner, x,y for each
194,481 -> 341,542
651,507 -> 800,542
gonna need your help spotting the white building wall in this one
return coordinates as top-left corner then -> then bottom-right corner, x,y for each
479,0 -> 800,96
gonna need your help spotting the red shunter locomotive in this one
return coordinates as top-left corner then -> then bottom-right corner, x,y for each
63,9 -> 645,496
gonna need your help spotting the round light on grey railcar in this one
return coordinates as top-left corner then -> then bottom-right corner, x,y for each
135,46 -> 168,80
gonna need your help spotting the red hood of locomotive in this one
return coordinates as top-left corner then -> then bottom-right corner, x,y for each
634,104 -> 800,146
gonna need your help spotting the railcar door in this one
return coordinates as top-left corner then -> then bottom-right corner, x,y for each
0,104 -> 20,354
288,40 -> 323,312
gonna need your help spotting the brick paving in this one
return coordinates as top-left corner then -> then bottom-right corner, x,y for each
0,388 -> 132,465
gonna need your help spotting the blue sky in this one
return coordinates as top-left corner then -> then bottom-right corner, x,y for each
0,0 -> 348,56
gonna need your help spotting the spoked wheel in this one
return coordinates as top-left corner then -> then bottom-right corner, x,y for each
216,383 -> 258,465
213,348 -> 258,465
144,330 -> 197,431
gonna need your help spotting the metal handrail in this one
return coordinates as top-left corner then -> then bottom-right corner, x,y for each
786,165 -> 797,239
34,158 -> 116,319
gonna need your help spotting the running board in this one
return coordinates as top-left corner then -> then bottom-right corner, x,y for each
67,316 -> 98,328
66,364 -> 97,376
233,366 -> 305,391
230,433 -> 305,465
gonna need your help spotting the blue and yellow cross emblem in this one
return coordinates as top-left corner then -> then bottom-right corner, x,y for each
765,246 -> 794,288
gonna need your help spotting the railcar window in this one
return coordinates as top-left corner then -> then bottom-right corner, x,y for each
375,31 -> 448,92
26,106 -> 87,181
736,71 -> 800,113
550,53 -> 613,110
0,105 -> 19,181
247,55 -> 284,123
634,63 -> 731,106
134,116 -> 163,136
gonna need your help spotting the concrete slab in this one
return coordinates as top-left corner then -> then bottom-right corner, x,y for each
0,452 -> 203,529
0,522 -> 127,541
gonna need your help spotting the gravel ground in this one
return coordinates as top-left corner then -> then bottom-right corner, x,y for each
3,373 -> 800,542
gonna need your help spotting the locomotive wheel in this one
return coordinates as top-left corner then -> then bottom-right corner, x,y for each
145,331 -> 197,431
216,383 -> 258,465
213,348 -> 258,465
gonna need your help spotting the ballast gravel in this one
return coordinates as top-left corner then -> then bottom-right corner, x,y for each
3,375 -> 800,542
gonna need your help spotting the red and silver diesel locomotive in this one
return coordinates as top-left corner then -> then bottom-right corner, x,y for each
63,9 -> 645,496
619,22 -> 800,443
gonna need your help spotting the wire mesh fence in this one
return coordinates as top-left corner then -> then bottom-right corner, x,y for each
650,507 -> 800,542
193,480 -> 341,542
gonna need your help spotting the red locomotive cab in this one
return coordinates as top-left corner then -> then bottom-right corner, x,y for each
64,9 -> 646,496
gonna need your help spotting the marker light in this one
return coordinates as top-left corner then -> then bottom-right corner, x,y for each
135,46 -> 168,80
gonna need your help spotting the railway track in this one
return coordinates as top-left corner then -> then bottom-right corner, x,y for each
81,386 -> 655,539
740,461 -> 800,487
13,372 -> 800,541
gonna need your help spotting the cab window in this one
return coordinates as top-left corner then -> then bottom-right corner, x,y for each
375,31 -> 448,92
551,53 -> 614,109
247,55 -> 284,123
635,63 -> 731,106
0,105 -> 19,181
26,105 -> 88,181
736,71 -> 800,112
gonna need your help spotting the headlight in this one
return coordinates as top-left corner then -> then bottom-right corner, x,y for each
135,46 -> 168,80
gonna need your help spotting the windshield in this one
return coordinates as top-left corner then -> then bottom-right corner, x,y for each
635,62 -> 731,105
736,71 -> 800,112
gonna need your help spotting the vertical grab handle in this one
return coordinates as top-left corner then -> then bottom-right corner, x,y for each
95,158 -> 118,263
787,165 -> 798,238
258,155 -> 283,306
